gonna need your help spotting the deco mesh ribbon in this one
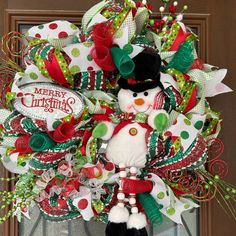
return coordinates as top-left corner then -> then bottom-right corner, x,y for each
0,0 -> 235,233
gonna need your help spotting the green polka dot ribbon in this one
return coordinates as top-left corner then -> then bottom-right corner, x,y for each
54,48 -> 74,87
34,46 -> 74,87
202,118 -> 219,138
162,22 -> 197,52
34,53 -> 51,79
167,68 -> 197,113
162,23 -> 181,52
111,7 -> 131,35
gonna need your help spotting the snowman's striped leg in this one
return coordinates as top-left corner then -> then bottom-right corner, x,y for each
117,163 -> 127,208
105,163 -> 129,236
126,166 -> 148,236
128,167 -> 139,214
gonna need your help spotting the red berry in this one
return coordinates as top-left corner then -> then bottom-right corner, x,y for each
161,20 -> 166,25
154,21 -> 160,28
136,2 -> 142,7
147,3 -> 154,11
151,26 -> 157,32
132,8 -> 137,17
169,5 -> 177,14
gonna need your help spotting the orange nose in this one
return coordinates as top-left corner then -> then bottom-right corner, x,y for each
134,98 -> 145,106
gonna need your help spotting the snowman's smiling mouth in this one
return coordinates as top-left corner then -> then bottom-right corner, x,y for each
132,105 -> 152,113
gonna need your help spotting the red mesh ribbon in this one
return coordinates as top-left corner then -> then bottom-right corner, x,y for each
15,135 -> 33,153
91,46 -> 115,71
92,22 -> 113,48
91,22 -> 115,71
170,27 -> 191,51
49,122 -> 76,143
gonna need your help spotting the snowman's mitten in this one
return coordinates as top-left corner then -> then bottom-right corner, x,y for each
148,109 -> 169,132
92,121 -> 115,140
121,178 -> 153,194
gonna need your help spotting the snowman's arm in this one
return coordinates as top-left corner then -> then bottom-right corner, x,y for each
121,178 -> 153,194
92,121 -> 115,140
148,109 -> 169,132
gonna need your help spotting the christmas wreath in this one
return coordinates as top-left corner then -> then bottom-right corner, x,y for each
0,1 -> 234,235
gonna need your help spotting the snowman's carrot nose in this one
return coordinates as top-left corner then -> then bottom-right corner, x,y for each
134,98 -> 145,106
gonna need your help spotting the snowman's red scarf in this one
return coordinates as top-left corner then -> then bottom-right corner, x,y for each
112,120 -> 152,137
93,112 -> 156,151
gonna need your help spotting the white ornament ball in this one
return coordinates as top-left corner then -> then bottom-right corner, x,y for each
173,1 -> 178,6
142,0 -> 147,5
130,166 -> 137,174
117,193 -> 125,200
162,16 -> 168,22
129,197 -> 136,205
131,207 -> 139,214
117,202 -> 125,208
119,171 -> 127,178
162,27 -> 167,32
119,163 -> 126,169
176,14 -> 183,22
159,6 -> 165,12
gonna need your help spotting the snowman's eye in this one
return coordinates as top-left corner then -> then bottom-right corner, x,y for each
144,92 -> 149,96
133,93 -> 138,97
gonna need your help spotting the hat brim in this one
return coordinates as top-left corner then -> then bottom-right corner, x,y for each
118,76 -> 163,93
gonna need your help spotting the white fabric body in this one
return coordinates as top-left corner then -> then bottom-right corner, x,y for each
106,123 -> 147,168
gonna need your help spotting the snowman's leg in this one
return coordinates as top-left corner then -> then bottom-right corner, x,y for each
105,163 -> 129,236
126,166 -> 148,236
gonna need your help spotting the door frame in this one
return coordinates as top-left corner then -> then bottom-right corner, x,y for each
3,9 -> 210,236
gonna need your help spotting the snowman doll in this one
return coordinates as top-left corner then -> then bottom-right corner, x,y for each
93,49 -> 169,236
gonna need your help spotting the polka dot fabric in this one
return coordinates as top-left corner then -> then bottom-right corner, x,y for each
28,20 -> 80,40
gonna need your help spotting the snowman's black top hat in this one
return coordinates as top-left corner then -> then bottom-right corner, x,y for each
118,48 -> 163,93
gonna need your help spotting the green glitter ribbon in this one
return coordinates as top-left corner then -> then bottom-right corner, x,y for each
148,130 -> 159,158
110,47 -> 135,77
29,133 -> 56,152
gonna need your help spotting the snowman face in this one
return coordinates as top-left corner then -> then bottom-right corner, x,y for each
118,87 -> 162,115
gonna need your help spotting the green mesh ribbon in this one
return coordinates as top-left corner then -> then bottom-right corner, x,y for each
138,193 -> 163,227
110,47 -> 135,77
148,130 -> 159,158
154,138 -> 198,168
21,118 -> 40,134
29,158 -> 58,170
165,87 -> 177,110
49,138 -> 80,152
3,111 -> 19,132
164,41 -> 194,73
29,133 -> 56,152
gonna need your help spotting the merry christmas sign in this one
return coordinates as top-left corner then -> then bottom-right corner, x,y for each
13,83 -> 84,120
